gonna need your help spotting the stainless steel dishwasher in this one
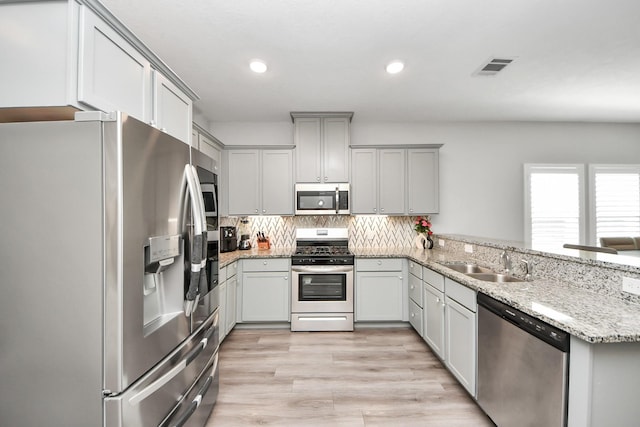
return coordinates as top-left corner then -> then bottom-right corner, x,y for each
477,293 -> 569,427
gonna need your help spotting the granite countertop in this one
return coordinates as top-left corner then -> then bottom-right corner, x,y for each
219,247 -> 295,268
218,246 -> 640,344
355,247 -> 640,344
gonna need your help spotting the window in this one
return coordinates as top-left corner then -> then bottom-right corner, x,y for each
524,164 -> 585,249
589,165 -> 640,244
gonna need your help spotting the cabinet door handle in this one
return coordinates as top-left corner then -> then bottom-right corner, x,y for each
373,208 -> 377,212
263,261 -> 267,265
324,176 -> 328,181
262,209 -> 266,213
398,276 -> 403,280
381,208 -> 385,212
284,276 -> 288,281
316,176 -> 321,182
255,209 -> 258,213
410,285 -> 414,290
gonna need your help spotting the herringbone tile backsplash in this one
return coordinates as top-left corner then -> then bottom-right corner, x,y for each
220,215 -> 422,248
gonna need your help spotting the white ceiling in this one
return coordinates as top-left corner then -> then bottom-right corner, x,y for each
100,0 -> 640,123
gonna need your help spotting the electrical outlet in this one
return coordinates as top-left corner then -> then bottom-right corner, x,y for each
438,239 -> 445,247
622,277 -> 640,296
464,244 -> 473,253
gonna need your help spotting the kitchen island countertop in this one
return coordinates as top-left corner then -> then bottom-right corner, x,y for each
356,247 -> 640,344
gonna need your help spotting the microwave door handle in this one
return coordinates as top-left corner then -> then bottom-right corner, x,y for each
335,187 -> 339,214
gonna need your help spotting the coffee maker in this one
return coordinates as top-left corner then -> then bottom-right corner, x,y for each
220,226 -> 237,253
239,234 -> 252,250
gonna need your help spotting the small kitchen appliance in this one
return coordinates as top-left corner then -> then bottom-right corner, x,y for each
239,234 -> 252,250
220,226 -> 237,253
291,228 -> 354,331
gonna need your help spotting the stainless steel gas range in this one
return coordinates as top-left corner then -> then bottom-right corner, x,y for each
291,228 -> 354,331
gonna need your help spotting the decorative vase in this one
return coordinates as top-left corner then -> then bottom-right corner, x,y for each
413,233 -> 427,249
426,235 -> 434,249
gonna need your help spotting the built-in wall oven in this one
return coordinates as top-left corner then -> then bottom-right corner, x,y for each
291,228 -> 354,331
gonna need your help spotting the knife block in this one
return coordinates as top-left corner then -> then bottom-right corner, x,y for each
257,239 -> 271,250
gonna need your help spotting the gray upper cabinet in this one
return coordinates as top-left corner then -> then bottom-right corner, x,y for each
262,150 -> 294,215
226,149 -> 294,216
351,149 -> 377,214
292,112 -> 352,183
78,5 -> 152,123
227,150 -> 260,215
378,149 -> 406,215
0,1 -> 196,145
407,148 -> 439,214
351,148 -> 406,215
152,71 -> 193,143
351,146 -> 441,215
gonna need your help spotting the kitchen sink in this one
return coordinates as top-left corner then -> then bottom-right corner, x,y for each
465,272 -> 523,283
440,262 -> 524,282
441,262 -> 494,274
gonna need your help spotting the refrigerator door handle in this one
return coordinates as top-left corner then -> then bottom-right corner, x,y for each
180,165 -> 208,316
169,355 -> 218,427
128,359 -> 188,407
189,165 -> 209,311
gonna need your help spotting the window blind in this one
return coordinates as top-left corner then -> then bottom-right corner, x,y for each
593,167 -> 640,242
525,164 -> 584,249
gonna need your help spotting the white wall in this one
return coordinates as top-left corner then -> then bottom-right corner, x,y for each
211,121 -> 292,146
212,120 -> 640,242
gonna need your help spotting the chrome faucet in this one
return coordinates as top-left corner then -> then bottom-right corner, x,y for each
521,259 -> 533,281
499,250 -> 511,273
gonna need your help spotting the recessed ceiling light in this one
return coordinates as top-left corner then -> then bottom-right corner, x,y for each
386,61 -> 404,74
249,60 -> 267,73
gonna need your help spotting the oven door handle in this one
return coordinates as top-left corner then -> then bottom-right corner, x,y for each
292,265 -> 353,273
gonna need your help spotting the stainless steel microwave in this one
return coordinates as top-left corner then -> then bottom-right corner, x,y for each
295,183 -> 350,215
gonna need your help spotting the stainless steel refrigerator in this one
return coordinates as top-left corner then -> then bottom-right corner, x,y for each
0,112 -> 220,427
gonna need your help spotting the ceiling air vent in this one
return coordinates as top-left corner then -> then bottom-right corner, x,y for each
473,57 -> 516,77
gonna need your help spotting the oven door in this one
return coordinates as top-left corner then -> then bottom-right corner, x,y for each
291,265 -> 353,313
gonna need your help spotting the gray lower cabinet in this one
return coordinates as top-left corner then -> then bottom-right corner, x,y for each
224,262 -> 238,335
355,258 -> 407,321
444,277 -> 477,397
218,261 -> 237,344
408,261 -> 424,336
240,258 -> 290,322
423,270 -> 446,360
218,281 -> 228,344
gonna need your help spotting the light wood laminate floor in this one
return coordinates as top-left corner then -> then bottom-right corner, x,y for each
207,327 -> 494,426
